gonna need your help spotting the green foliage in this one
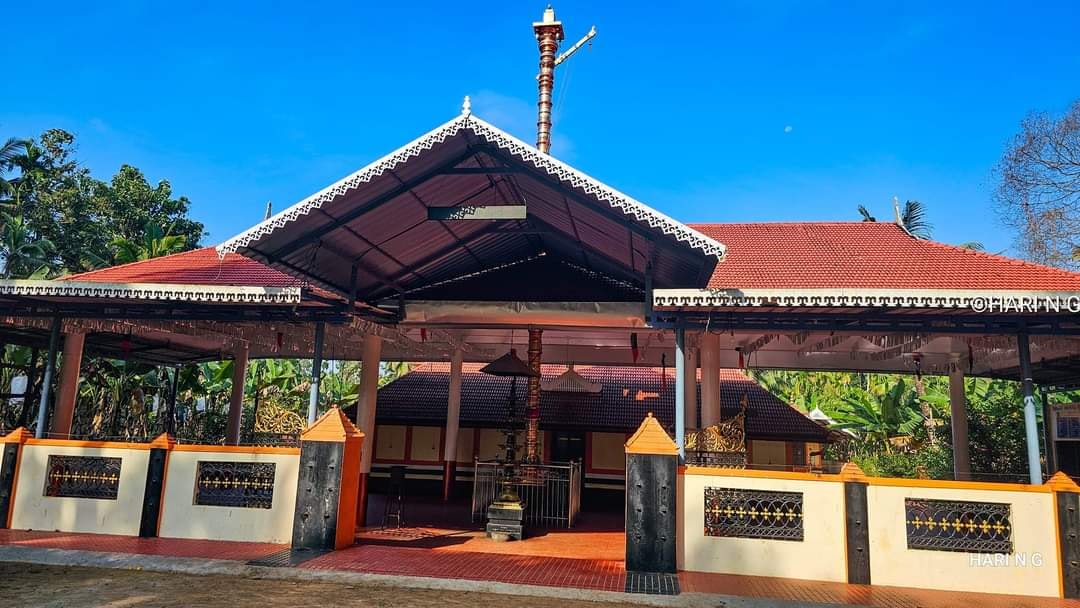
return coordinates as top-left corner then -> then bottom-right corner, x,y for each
900,200 -> 933,239
754,369 -> 1047,481
105,222 -> 188,266
0,129 -> 204,276
831,378 -> 926,450
1,214 -> 55,278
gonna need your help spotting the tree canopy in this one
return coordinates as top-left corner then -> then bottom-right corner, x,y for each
995,99 -> 1080,270
0,129 -> 204,276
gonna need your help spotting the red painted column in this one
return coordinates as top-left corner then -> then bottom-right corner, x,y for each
353,335 -> 382,528
50,331 -> 85,438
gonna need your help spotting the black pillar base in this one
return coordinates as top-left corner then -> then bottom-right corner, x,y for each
486,500 -> 525,541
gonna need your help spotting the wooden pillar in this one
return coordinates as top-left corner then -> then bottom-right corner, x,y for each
165,366 -> 179,436
674,325 -> 686,461
1017,333 -> 1044,485
683,337 -> 698,430
525,328 -> 542,463
840,462 -> 871,584
225,346 -> 249,445
354,334 -> 382,528
1043,388 -> 1057,475
0,427 -> 30,529
624,413 -> 678,573
700,332 -> 720,427
948,357 -> 970,479
33,317 -> 62,439
442,348 -> 463,502
292,408 -> 364,551
17,348 -> 39,428
49,331 -> 85,439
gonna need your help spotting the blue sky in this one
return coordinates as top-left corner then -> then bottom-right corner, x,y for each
2,1 -> 1078,255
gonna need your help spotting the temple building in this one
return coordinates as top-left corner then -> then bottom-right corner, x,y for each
353,363 -> 837,499
4,8 -> 1080,599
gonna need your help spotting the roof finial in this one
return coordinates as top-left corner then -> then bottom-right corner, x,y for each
461,95 -> 471,115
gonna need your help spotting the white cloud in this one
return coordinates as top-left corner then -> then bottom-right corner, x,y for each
784,125 -> 793,133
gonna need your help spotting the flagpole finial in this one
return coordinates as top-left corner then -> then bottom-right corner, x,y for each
461,95 -> 471,115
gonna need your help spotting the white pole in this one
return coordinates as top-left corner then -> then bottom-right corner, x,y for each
1017,334 -> 1044,485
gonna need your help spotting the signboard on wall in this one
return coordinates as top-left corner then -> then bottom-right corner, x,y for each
1053,403 -> 1080,441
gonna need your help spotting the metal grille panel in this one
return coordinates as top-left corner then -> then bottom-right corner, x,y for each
905,498 -> 1012,553
44,455 -> 121,500
704,487 -> 803,541
195,461 -> 276,509
471,460 -> 581,528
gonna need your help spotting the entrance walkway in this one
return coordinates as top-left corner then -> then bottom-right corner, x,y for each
360,493 -> 624,561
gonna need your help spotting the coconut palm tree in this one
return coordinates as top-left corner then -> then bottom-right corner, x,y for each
0,137 -> 27,198
108,222 -> 188,265
899,200 -> 933,239
0,214 -> 54,278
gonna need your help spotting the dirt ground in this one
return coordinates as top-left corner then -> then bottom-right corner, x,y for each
0,562 -> 641,608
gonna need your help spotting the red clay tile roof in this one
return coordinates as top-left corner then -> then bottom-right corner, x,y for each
353,364 -> 833,442
690,222 -> 1080,291
59,223 -> 1080,293
62,247 -> 301,288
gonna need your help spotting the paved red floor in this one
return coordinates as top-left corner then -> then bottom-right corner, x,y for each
4,527 -> 1080,606
302,543 -> 627,592
0,529 -> 284,562
680,571 -> 1080,608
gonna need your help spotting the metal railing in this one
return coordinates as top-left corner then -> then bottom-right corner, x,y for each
471,459 -> 581,528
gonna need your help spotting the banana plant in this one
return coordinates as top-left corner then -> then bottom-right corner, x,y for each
831,379 -> 925,452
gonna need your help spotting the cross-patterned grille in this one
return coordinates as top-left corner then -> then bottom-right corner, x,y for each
194,461 -> 276,509
704,487 -> 803,541
905,498 -> 1012,553
43,455 -> 121,500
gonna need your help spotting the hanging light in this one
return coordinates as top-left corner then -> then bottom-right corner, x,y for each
541,362 -> 601,393
480,348 -> 539,378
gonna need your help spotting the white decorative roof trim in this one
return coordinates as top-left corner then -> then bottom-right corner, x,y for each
464,116 -> 725,259
654,288 -> 1080,312
216,112 -> 725,260
0,280 -> 302,305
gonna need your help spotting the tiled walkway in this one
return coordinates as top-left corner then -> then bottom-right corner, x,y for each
3,528 -> 1080,606
302,544 -> 627,592
0,529 -> 284,562
680,571 -> 1080,608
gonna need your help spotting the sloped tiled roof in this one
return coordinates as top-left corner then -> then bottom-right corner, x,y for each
62,247 -> 301,288
57,223 -> 1080,294
355,364 -> 833,442
691,222 -> 1080,291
